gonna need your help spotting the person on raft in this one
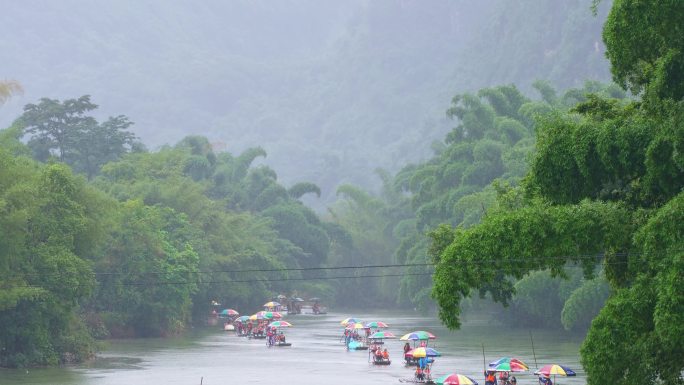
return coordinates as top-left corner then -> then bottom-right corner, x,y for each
374,347 -> 384,362
403,342 -> 412,364
266,326 -> 275,346
415,367 -> 424,381
539,374 -> 553,385
485,370 -> 497,385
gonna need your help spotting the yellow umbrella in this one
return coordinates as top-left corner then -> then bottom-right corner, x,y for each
340,317 -> 362,326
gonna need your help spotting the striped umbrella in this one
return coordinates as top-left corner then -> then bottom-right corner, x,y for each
534,364 -> 576,377
370,331 -> 396,339
406,347 -> 441,358
365,321 -> 389,328
345,322 -> 369,329
488,357 -> 529,372
400,331 -> 436,341
436,374 -> 479,385
267,321 -> 293,328
256,311 -> 283,320
219,309 -> 239,316
263,301 -> 281,308
340,317 -> 362,326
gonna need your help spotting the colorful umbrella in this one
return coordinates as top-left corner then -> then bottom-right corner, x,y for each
235,315 -> 250,323
534,364 -> 576,377
406,347 -> 441,358
365,321 -> 389,328
267,321 -> 293,328
263,301 -> 281,308
436,373 -> 479,385
340,317 -> 362,326
400,331 -> 436,341
370,331 -> 396,339
255,311 -> 283,319
345,322 -> 369,329
488,357 -> 529,372
219,309 -> 239,316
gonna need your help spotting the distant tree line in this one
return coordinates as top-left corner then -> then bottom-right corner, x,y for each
0,97 -> 343,366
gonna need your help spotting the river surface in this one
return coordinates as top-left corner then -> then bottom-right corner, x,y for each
0,311 -> 586,385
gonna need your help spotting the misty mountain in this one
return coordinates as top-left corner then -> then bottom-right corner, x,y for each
0,0 -> 611,208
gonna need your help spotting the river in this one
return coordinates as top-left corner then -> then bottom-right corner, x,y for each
0,311 -> 586,385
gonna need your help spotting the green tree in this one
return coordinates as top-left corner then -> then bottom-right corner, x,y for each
0,159 -> 101,366
288,182 -> 321,200
329,83 -> 612,311
89,201 -> 199,337
581,192 -> 684,385
20,96 -> 98,161
432,98 -> 684,384
261,203 -> 330,268
19,96 -> 137,178
603,0 -> 684,100
94,136 -> 333,320
72,115 -> 137,179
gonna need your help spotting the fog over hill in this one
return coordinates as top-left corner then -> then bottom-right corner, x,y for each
0,0 -> 611,208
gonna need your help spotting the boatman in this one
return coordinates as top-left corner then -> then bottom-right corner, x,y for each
485,370 -> 497,385
418,356 -> 428,373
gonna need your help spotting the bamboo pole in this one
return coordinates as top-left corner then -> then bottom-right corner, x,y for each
529,330 -> 538,369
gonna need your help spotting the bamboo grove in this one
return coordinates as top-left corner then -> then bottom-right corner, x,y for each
0,2 -> 682,384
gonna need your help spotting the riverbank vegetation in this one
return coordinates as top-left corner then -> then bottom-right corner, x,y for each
0,80 -> 609,367
0,97 -> 339,365
1,2 -> 682,384
431,1 -> 684,384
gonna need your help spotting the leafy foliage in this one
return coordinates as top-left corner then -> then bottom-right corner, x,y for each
18,96 -> 139,179
432,2 -> 684,383
603,0 -> 684,100
580,191 -> 684,385
88,202 -> 200,337
528,98 -> 684,207
93,138 -> 334,314
432,200 -> 632,328
432,98 -> 684,383
0,155 -> 102,366
1,109 -> 335,364
330,82 -> 616,314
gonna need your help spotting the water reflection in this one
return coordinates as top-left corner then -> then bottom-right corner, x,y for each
0,311 -> 586,385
